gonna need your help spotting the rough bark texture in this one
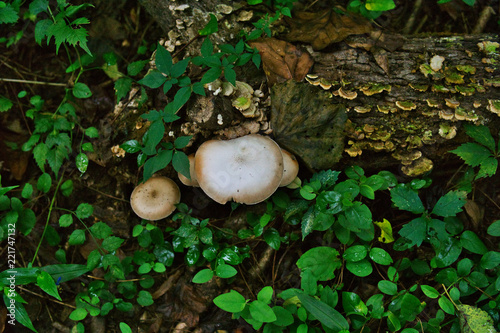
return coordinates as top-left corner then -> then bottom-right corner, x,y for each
137,1 -> 500,176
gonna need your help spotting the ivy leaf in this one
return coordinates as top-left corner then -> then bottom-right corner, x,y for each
431,191 -> 467,217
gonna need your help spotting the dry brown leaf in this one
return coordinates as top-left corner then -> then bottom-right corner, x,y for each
249,38 -> 313,86
464,200 -> 484,228
285,9 -> 372,50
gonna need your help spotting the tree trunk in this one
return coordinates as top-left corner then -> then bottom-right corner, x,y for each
138,1 -> 500,176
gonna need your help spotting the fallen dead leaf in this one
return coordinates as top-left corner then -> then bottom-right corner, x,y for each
464,200 -> 484,228
285,9 -> 372,50
249,38 -> 313,86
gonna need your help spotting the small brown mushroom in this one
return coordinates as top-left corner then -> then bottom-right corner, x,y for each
130,176 -> 181,220
178,154 -> 199,187
280,149 -> 299,187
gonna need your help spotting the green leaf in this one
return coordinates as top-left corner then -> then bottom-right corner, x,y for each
464,124 -> 496,153
137,290 -> 154,307
272,306 -> 294,327
0,95 -> 13,112
138,70 -> 167,88
399,217 -> 427,247
201,66 -> 222,84
365,0 -> 396,11
457,304 -> 497,332
400,293 -> 422,321
173,86 -> 191,111
249,300 -> 277,323
37,270 -> 62,300
198,13 -> 218,36
193,269 -> 214,283
263,228 -> 281,250
480,251 -> 500,270
213,290 -> 247,313
487,220 -> 500,236
76,152 -> 88,173
292,291 -> 349,331
119,322 -> 132,333
342,291 -> 368,316
477,157 -> 498,178
60,179 -> 73,197
438,296 -> 455,314
76,203 -> 93,219
174,135 -> 192,149
69,307 -> 88,321
224,67 -> 236,86
343,202 -> 372,231
102,236 -> 124,252
155,43 -> 172,75
143,149 -> 173,181
73,82 -> 92,98
90,221 -> 112,239
171,150 -> 190,180
84,127 -> 99,138
433,237 -> 462,267
37,172 -> 52,193
450,143 -> 493,167
346,259 -> 372,277
431,191 -> 466,217
68,229 -> 86,245
421,285 -> 440,298
21,183 -> 33,199
296,247 -> 341,281
460,230 -> 487,254
127,60 -> 149,76
343,245 -> 368,262
59,214 -> 73,227
257,286 -> 274,304
369,247 -> 393,265
216,264 -> 237,278
390,184 -> 424,214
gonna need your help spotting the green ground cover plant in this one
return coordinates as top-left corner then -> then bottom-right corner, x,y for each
0,1 -> 499,332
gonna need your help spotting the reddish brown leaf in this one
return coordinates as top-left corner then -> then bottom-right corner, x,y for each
249,38 -> 313,86
285,9 -> 372,50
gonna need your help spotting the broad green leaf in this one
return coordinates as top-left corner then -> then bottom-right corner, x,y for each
346,259 -> 372,277
213,290 -> 246,313
450,143 -> 492,167
69,307 -> 88,321
292,291 -> 349,331
138,70 -> 167,88
37,172 -> 52,193
263,228 -> 281,250
68,229 -> 86,245
369,247 -> 393,265
137,290 -> 154,306
272,306 -> 294,327
90,221 -> 112,239
59,214 -> 73,227
73,82 -> 92,98
173,86 -> 191,111
76,152 -> 88,173
37,270 -> 61,300
0,95 -> 13,112
249,300 -> 277,322
76,203 -> 93,219
172,150 -> 190,179
378,280 -> 397,295
421,285 -> 440,298
296,247 -> 341,281
343,245 -> 368,262
400,293 -> 422,321
121,140 -> 142,153
477,157 -> 498,178
119,322 -> 132,333
399,217 -> 427,247
257,286 -> 274,304
480,251 -> 500,270
342,291 -> 368,316
433,237 -> 462,267
438,296 -> 455,314
215,264 -> 237,278
102,236 -> 124,252
127,60 -> 149,76
155,43 -> 172,75
343,202 -> 372,232
192,269 -> 214,283
199,13 -> 218,35
464,123 -> 496,152
431,191 -> 467,217
174,135 -> 192,149
365,0 -> 395,11
301,206 -> 317,238
390,184 -> 424,214
143,149 -> 173,181
0,3 -> 19,24
170,58 -> 190,78
460,230 -> 487,254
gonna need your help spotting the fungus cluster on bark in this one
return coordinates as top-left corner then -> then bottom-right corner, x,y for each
130,134 -> 299,220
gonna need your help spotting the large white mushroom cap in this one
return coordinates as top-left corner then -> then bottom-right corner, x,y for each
130,176 -> 181,220
194,134 -> 284,204
280,149 -> 299,187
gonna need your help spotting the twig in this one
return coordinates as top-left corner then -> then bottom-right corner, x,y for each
0,77 -> 67,87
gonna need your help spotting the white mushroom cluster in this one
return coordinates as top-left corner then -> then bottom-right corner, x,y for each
179,134 -> 299,205
130,134 -> 299,220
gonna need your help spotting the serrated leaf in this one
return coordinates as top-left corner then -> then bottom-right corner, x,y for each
0,95 -> 13,112
90,221 -> 112,239
76,203 -> 93,219
465,124 -> 496,153
33,142 -> 49,171
0,4 -> 19,24
102,236 -> 124,252
476,157 -> 498,178
431,191 -> 467,217
47,145 -> 69,175
450,143 -> 493,167
391,184 -> 424,214
59,214 -> 73,227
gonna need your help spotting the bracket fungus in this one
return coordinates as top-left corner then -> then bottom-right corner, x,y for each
194,134 -> 284,205
130,176 -> 181,220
